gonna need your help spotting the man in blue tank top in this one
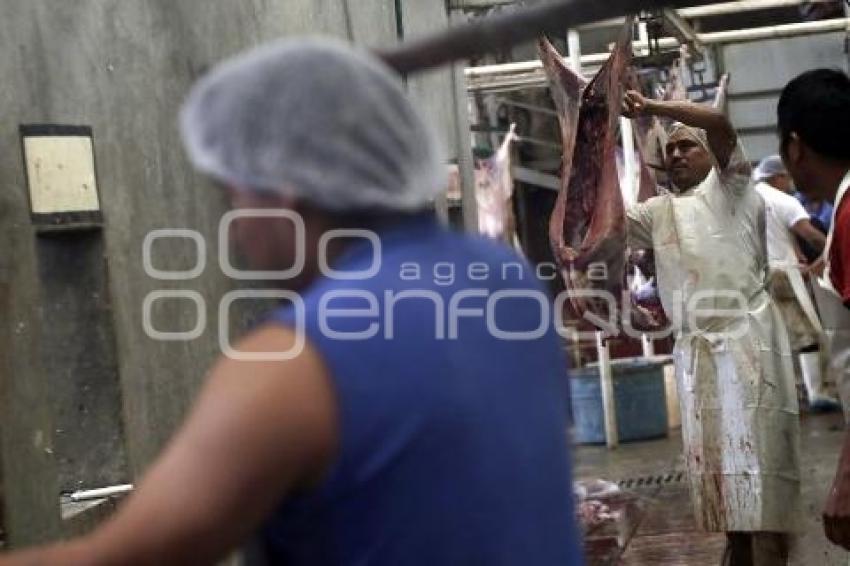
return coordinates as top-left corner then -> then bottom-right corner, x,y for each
0,39 -> 582,565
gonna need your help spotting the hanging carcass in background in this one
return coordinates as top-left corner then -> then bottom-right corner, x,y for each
713,72 -> 730,109
475,123 -> 520,246
634,51 -> 689,192
541,19 -> 669,336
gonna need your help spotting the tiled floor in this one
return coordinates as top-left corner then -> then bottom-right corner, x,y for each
574,411 -> 849,565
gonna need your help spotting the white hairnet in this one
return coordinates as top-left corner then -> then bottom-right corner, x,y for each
667,122 -> 709,151
179,37 -> 446,212
753,155 -> 787,182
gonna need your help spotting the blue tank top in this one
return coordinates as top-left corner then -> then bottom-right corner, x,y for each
262,214 -> 582,565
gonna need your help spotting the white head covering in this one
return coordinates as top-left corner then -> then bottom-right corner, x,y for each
753,155 -> 787,182
179,37 -> 446,212
667,121 -> 709,151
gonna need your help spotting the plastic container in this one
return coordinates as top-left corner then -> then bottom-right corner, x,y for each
569,358 -> 669,445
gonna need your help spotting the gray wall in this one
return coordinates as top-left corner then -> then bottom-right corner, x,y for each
722,32 -> 849,162
0,0 -> 472,547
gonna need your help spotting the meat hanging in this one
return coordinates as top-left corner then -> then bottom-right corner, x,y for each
541,18 -> 669,336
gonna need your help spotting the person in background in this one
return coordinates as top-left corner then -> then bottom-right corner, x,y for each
777,67 -> 850,551
753,154 -> 828,259
623,90 -> 801,565
792,155 -> 833,263
795,194 -> 832,264
753,155 -> 796,194
797,191 -> 834,233
752,155 -> 837,411
0,39 -> 582,566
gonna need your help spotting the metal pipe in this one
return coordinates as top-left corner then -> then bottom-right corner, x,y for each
578,0 -> 812,30
680,0 -> 811,18
642,334 -> 656,357
567,29 -> 583,75
621,118 -> 637,206
637,20 -> 651,57
449,28 -> 480,233
512,165 -> 561,190
495,98 -> 559,116
69,484 -> 134,502
376,0 -> 715,74
699,17 -> 848,43
465,52 -> 607,78
662,7 -> 706,53
596,332 -> 619,449
466,17 -> 849,83
630,18 -> 848,48
845,0 -> 850,71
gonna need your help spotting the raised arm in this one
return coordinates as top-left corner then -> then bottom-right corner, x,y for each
623,91 -> 738,169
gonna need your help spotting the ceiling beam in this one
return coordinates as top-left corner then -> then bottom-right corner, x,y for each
578,0 -> 809,30
465,17 -> 849,92
662,8 -> 705,54
449,0 -> 516,8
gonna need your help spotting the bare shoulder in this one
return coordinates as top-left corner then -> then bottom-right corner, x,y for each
208,321 -> 338,424
212,323 -> 329,383
200,323 -> 340,485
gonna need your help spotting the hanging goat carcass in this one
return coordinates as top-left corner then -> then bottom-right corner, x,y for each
540,19 -> 668,337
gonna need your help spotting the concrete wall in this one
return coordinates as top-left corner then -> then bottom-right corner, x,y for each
0,0 -> 473,547
721,32 -> 849,162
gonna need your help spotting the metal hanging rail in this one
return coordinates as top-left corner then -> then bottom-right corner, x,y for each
466,17 -> 850,92
577,0 -> 814,30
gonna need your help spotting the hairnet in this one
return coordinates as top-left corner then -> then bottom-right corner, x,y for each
179,37 -> 446,212
752,155 -> 787,182
667,122 -> 709,151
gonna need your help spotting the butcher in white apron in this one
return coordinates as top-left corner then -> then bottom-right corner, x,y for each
624,89 -> 801,564
774,68 -> 850,553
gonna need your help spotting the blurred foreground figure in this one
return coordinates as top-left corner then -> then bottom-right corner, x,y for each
753,155 -> 836,411
0,38 -> 582,566
623,91 -> 801,565
778,68 -> 850,551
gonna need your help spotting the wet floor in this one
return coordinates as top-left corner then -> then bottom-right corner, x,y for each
573,411 -> 849,565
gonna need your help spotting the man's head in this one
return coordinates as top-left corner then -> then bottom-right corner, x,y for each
778,68 -> 850,201
753,155 -> 793,193
665,123 -> 714,191
180,38 -> 445,283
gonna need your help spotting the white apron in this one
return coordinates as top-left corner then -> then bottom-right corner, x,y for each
768,266 -> 823,352
811,171 -> 850,422
628,144 -> 802,532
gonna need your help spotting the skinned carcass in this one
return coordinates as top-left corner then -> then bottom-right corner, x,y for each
627,53 -> 688,195
541,19 -> 668,336
713,72 -> 730,109
476,123 -> 520,245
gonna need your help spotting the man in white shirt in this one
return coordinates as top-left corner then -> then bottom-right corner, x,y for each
754,155 -> 825,265
754,155 -> 837,410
